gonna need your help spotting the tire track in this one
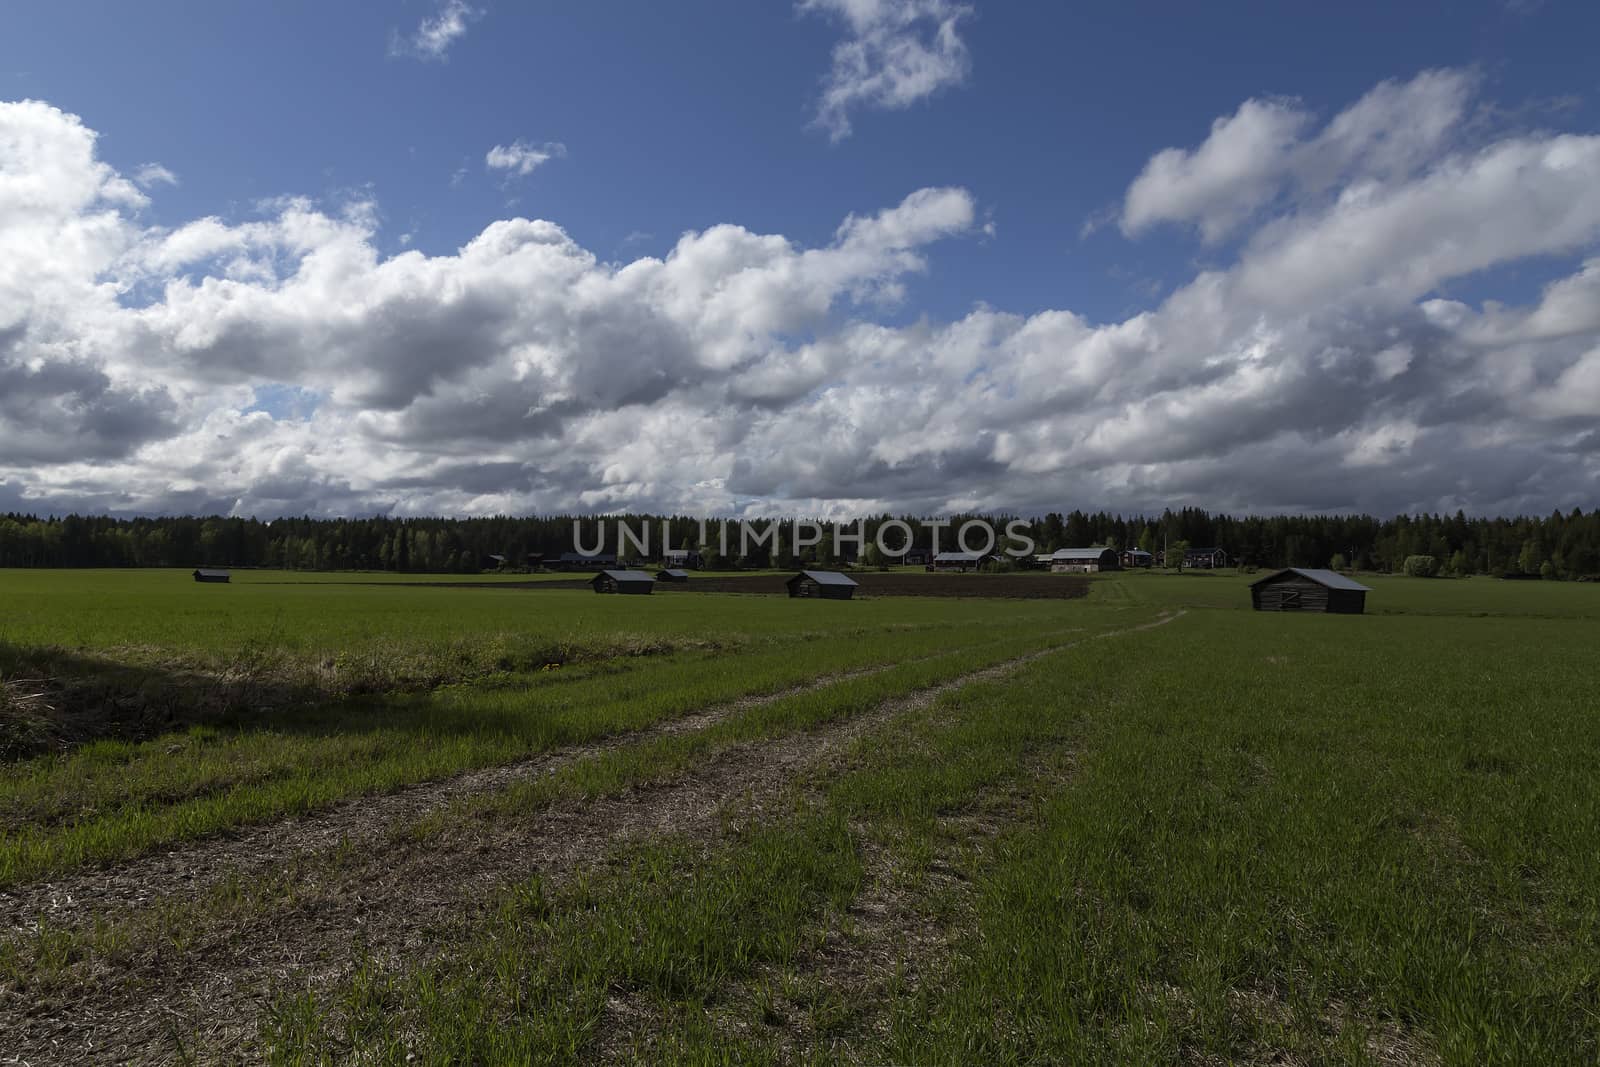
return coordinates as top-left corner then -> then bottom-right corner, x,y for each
0,614 -> 1181,1065
1,626 -> 1086,925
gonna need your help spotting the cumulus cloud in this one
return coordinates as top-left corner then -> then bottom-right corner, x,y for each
484,140 -> 566,178
800,0 -> 973,141
1123,69 -> 1477,242
2,78 -> 1599,520
390,0 -> 480,61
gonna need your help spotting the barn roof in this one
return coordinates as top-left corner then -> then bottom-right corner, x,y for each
934,551 -> 986,562
193,569 -> 231,578
596,569 -> 656,582
793,569 -> 858,587
657,569 -> 690,579
1250,567 -> 1371,592
1052,547 -> 1114,560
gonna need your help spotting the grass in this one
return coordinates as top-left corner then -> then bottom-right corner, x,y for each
6,568 -> 1600,1063
261,585 -> 1600,1064
865,609 -> 1600,1064
0,567 -> 1062,666
263,818 -> 863,1066
0,567 -> 1081,757
419,620 -> 1089,835
0,615 -> 1092,885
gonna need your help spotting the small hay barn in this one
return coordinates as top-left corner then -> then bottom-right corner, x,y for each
192,569 -> 231,583
1250,568 -> 1370,614
786,570 -> 858,600
656,568 -> 690,583
591,569 -> 656,595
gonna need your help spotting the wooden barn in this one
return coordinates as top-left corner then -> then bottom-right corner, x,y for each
933,551 -> 987,572
656,568 -> 690,583
591,569 -> 656,595
786,570 -> 858,600
192,569 -> 231,583
1250,568 -> 1370,614
1050,548 -> 1120,573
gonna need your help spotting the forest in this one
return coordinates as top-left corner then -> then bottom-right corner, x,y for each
1,507 -> 1596,578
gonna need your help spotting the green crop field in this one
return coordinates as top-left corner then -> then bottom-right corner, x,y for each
3,568 -> 1600,1064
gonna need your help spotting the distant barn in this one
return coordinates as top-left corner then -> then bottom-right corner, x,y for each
786,570 -> 858,600
192,569 -> 231,584
1250,568 -> 1370,614
656,568 -> 690,583
591,569 -> 656,595
933,551 -> 987,572
1050,548 -> 1120,573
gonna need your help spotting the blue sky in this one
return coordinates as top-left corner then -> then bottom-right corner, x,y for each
2,2 -> 1600,518
11,1 -> 1595,322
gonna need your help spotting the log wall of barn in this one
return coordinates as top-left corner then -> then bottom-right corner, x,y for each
1253,578 -> 1330,612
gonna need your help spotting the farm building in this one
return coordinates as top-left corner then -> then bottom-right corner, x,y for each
786,570 -> 858,600
1183,547 -> 1228,569
192,569 -> 231,583
663,548 -> 704,569
933,550 -> 987,572
1050,548 -> 1120,573
591,569 -> 656,595
1250,568 -> 1370,614
1121,549 -> 1154,568
656,568 -> 690,583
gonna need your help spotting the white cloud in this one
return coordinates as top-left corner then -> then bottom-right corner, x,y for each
2,78 -> 1600,520
132,162 -> 178,188
800,0 -> 973,141
390,0 -> 480,61
1123,69 -> 1477,242
484,140 -> 566,178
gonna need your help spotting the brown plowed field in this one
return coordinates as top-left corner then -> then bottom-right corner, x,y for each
669,573 -> 1091,598
442,572 -> 1093,599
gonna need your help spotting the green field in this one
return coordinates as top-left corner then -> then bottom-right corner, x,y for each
3,568 -> 1599,1064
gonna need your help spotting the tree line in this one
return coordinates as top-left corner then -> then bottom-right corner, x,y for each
0,507 -> 1596,578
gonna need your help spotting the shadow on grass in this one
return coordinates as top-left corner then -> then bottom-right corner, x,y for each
0,640 -> 314,760
0,637 -> 703,762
